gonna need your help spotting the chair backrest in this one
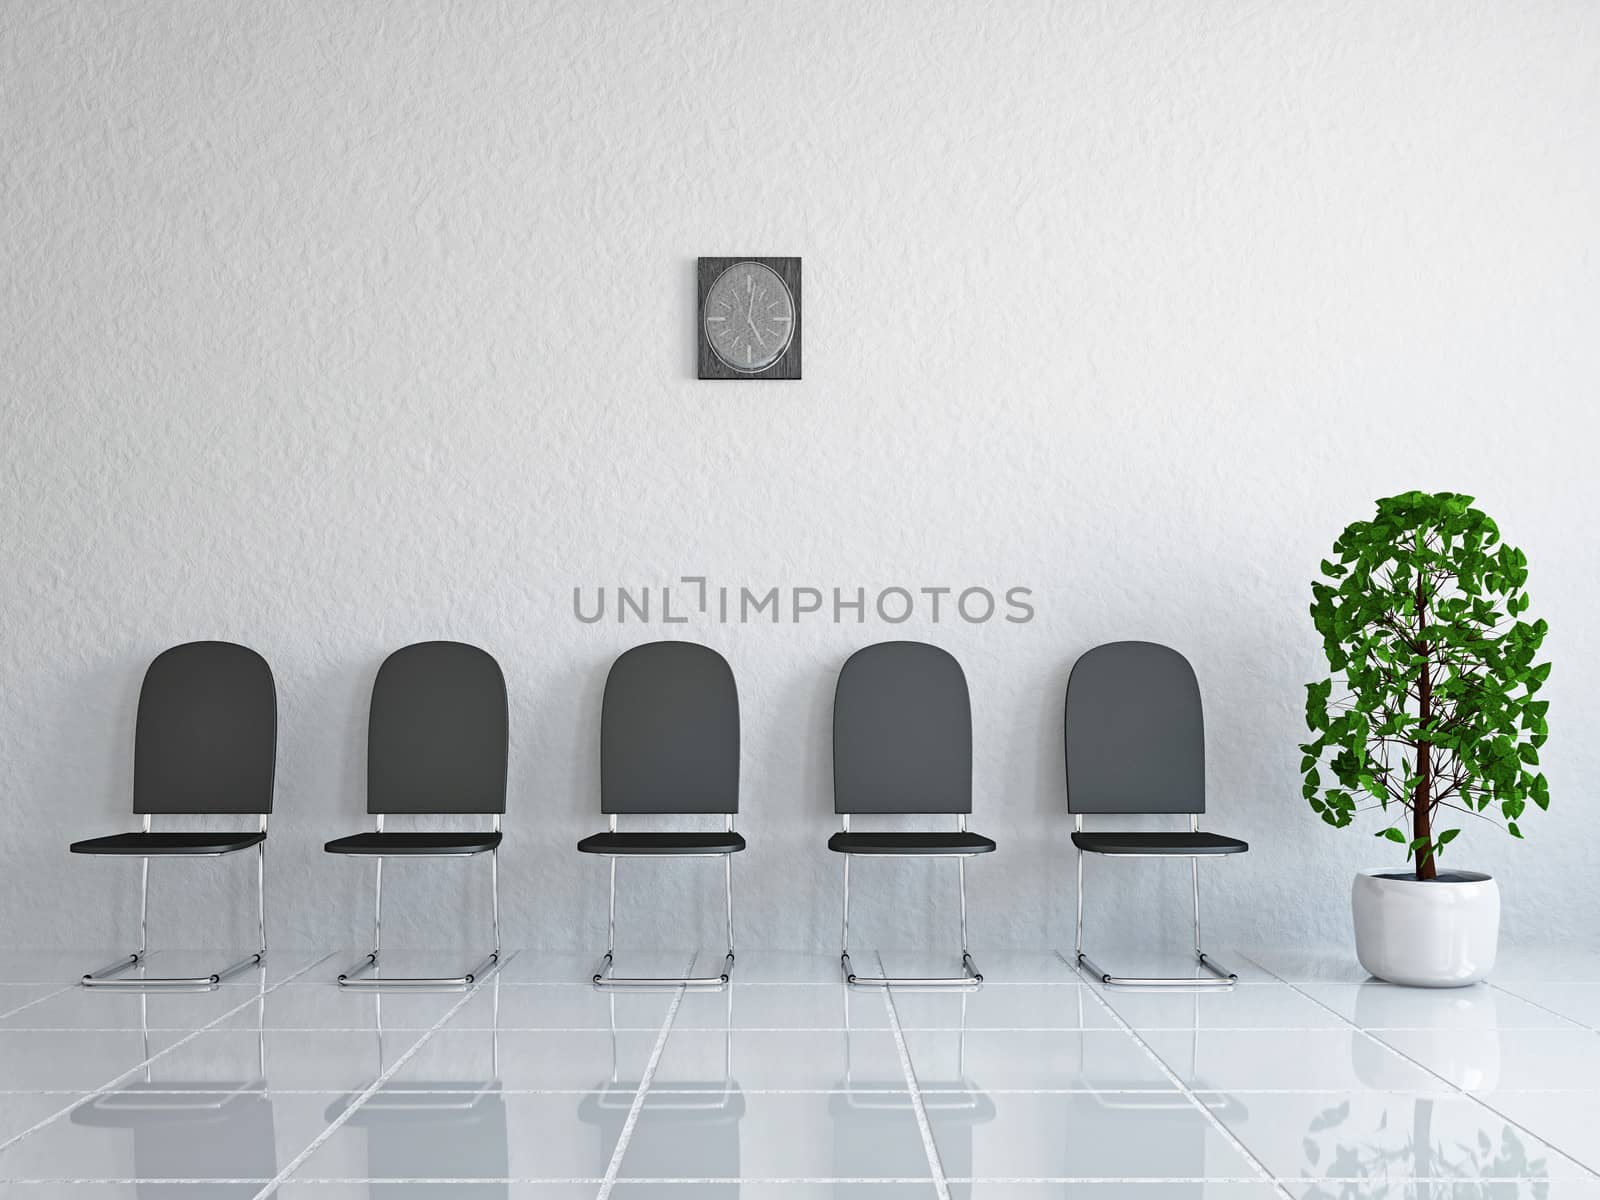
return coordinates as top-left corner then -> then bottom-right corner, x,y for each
368,641 -> 508,815
1064,640 -> 1205,815
601,641 -> 739,815
133,641 -> 277,816
833,641 -> 972,815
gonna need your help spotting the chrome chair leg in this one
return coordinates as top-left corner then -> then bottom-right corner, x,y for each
339,848 -> 500,990
841,853 -> 983,990
593,854 -> 736,990
1073,847 -> 1237,989
84,844 -> 267,990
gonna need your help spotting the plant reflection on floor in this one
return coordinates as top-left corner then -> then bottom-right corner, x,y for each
1301,1097 -> 1549,1199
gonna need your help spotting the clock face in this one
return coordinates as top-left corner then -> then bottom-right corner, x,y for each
703,261 -> 795,373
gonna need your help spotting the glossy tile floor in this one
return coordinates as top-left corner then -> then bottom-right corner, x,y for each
3,946 -> 1600,1197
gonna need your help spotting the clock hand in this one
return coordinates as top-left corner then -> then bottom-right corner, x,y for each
744,290 -> 765,347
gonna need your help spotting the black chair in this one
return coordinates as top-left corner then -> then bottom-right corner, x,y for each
578,641 -> 742,989
73,641 -> 275,989
830,641 -> 994,989
325,641 -> 507,988
1065,640 -> 1248,988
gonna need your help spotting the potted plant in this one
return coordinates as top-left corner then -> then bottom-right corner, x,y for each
1301,492 -> 1550,987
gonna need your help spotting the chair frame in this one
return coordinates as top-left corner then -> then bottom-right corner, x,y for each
334,813 -> 501,990
1073,813 -> 1237,989
591,814 -> 737,990
82,813 -> 269,990
837,814 -> 983,991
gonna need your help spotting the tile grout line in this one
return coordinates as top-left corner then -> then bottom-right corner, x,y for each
9,1174 -> 1582,1186
1239,952 -> 1600,1179
247,951 -> 520,1200
1485,971 -> 1600,1154
593,951 -> 697,1200
472,974 -> 1093,988
487,980 -> 1286,988
15,1021 -> 1576,1033
0,982 -> 80,1022
0,953 -> 339,1155
1053,949 -> 1295,1200
1487,978 -> 1600,1034
0,1085 -> 1532,1096
875,950 -> 952,1200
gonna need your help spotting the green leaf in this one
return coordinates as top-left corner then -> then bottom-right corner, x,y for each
1379,827 -> 1406,843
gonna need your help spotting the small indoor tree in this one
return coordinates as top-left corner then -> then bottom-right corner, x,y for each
1301,492 -> 1550,880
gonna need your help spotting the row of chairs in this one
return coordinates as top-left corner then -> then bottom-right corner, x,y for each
69,638 -> 1249,993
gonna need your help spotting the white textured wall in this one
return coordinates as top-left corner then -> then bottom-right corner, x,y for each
3,0 -> 1598,958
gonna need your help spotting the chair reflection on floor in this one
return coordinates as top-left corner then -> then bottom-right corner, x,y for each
580,980 -> 742,1188
1076,987 -> 1246,1170
835,982 -> 994,1181
325,977 -> 506,1196
885,986 -> 1245,1180
329,1090 -> 507,1197
1063,1085 -> 1246,1180
69,984 -> 276,1195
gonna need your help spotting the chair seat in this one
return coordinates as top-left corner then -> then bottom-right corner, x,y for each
324,831 -> 502,856
577,830 -> 746,856
70,831 -> 266,856
1072,830 -> 1248,855
827,831 -> 996,856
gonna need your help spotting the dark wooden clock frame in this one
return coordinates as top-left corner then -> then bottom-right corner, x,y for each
697,256 -> 802,380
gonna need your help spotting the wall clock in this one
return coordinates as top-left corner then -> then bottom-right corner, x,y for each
697,257 -> 801,380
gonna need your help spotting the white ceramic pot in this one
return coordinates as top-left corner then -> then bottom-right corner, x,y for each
1351,868 -> 1500,987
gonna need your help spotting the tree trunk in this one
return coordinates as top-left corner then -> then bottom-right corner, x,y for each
1414,742 -> 1435,880
1413,1097 -> 1435,1184
1414,575 -> 1436,881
